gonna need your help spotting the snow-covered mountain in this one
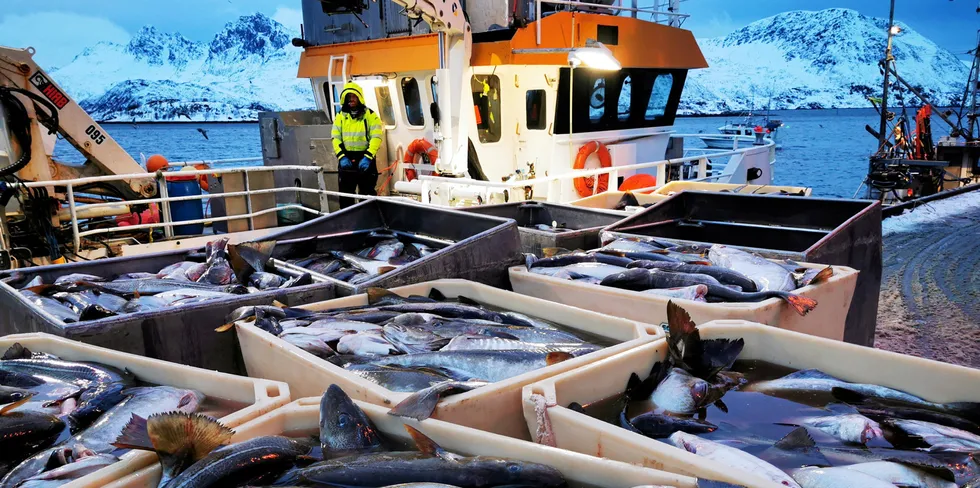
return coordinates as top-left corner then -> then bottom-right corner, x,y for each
52,14 -> 313,121
680,8 -> 970,114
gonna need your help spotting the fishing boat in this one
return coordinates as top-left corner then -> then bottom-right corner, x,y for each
864,0 -> 980,206
698,114 -> 783,150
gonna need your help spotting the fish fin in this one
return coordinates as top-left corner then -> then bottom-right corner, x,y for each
700,338 -> 746,378
774,427 -> 816,451
145,412 -> 234,461
214,322 -> 235,333
807,266 -> 834,286
0,393 -> 35,415
428,289 -> 448,301
541,247 -> 571,258
545,351 -> 574,366
1,343 -> 32,360
25,284 -> 59,295
133,290 -> 141,299
830,387 -> 875,406
901,452 -> 966,482
389,381 -> 477,421
567,402 -> 587,414
665,301 -> 699,372
713,399 -> 729,413
782,293 -> 817,316
480,329 -> 520,340
112,414 -> 154,451
272,300 -> 287,308
623,373 -> 643,402
404,425 -> 460,462
455,295 -> 481,307
367,287 -> 398,305
377,266 -> 397,275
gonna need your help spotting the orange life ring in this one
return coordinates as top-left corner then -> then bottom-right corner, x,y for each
193,164 -> 210,191
573,141 -> 611,198
402,138 -> 439,181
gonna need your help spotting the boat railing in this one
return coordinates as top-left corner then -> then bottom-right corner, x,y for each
534,0 -> 689,44
415,135 -> 776,203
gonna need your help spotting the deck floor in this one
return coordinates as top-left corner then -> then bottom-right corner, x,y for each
875,189 -> 980,368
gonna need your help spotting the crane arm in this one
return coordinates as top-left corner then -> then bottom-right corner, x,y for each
0,46 -> 154,197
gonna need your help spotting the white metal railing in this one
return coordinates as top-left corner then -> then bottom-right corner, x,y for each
535,0 -> 689,44
417,135 -> 776,204
11,164 -> 377,251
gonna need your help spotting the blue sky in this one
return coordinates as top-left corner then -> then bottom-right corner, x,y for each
0,0 -> 976,68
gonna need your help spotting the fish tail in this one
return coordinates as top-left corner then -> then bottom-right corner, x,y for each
389,381 -> 471,421
524,253 -> 539,269
808,266 -> 835,286
111,414 -> 153,451
781,293 -> 818,315
367,287 -> 398,305
1,342 -> 32,360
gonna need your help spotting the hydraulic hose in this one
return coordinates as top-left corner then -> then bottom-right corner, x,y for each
0,86 -> 60,177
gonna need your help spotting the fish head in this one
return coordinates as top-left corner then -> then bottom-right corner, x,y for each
319,385 -> 383,455
690,379 -> 710,409
668,431 -> 700,453
0,385 -> 32,404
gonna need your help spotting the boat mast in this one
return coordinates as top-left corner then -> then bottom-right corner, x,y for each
877,0 -> 897,151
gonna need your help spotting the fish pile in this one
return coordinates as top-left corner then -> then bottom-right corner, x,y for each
0,343 -> 208,487
526,233 -> 832,316
570,302 -> 980,488
6,238 -> 311,323
115,384 -> 569,487
282,230 -> 442,285
227,287 -> 603,420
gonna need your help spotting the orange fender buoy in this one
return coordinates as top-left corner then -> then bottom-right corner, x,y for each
402,138 -> 439,182
573,141 -> 611,198
193,164 -> 211,191
619,173 -> 657,193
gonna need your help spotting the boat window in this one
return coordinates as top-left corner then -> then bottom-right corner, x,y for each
323,82 -> 340,118
645,73 -> 672,120
374,86 -> 397,127
401,77 -> 425,126
554,68 -> 687,134
589,78 -> 605,123
617,76 -> 632,121
526,89 -> 546,130
472,74 -> 501,143
430,77 -> 438,106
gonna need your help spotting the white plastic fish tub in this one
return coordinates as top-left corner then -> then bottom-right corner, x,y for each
653,181 -> 812,198
521,321 -> 980,488
104,396 -> 697,488
509,261 -> 858,341
0,247 -> 336,373
0,333 -> 291,488
237,279 -> 662,440
568,191 -> 667,215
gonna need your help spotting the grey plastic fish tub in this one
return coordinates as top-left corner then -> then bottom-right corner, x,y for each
105,397 -> 696,488
0,248 -> 335,374
601,191 -> 882,346
264,198 -> 523,295
522,321 -> 980,488
459,202 -> 627,256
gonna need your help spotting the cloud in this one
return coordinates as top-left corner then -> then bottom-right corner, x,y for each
0,12 -> 130,69
272,6 -> 303,33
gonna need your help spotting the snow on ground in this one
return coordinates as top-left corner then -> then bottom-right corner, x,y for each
882,187 -> 980,235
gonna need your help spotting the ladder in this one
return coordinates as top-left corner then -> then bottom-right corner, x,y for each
326,54 -> 350,119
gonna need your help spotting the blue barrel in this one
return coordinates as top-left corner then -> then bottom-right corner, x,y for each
166,178 -> 204,235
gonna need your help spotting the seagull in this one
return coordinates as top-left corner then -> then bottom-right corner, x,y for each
197,128 -> 209,140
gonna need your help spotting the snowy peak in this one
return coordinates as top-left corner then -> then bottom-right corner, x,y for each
681,8 -> 969,114
208,13 -> 291,61
126,26 -> 204,67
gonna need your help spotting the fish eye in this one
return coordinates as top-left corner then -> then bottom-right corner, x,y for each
337,413 -> 351,427
506,463 -> 521,473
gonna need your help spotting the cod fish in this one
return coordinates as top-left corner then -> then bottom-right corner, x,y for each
882,418 -> 980,451
669,432 -> 801,488
319,385 -> 384,456
793,414 -> 884,445
707,245 -> 796,292
745,369 -> 980,422
298,425 -> 565,487
649,368 -> 711,415
367,350 -> 573,383
0,398 -> 66,463
793,467 -> 895,488
840,461 -> 957,488
330,251 -> 398,276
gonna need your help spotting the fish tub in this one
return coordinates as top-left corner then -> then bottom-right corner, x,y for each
0,247 -> 335,374
263,198 -> 523,295
459,202 -> 627,255
652,181 -> 812,198
236,279 -> 662,440
0,333 -> 291,488
521,321 -> 980,488
601,191 -> 881,346
568,191 -> 667,215
104,396 -> 697,488
509,260 -> 858,341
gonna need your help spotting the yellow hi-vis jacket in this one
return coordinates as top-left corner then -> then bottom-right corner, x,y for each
332,82 -> 383,162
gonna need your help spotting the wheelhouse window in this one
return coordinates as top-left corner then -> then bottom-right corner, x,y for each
472,75 -> 501,143
323,82 -> 339,117
375,86 -> 396,127
401,77 -> 424,126
430,77 -> 438,106
554,68 -> 687,134
526,89 -> 546,130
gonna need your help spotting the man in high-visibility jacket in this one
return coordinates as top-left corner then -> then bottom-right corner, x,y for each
332,81 -> 383,208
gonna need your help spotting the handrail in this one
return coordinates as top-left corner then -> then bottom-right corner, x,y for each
535,0 -> 688,44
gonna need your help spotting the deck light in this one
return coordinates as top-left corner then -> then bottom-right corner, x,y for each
568,41 -> 621,71
889,25 -> 901,35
